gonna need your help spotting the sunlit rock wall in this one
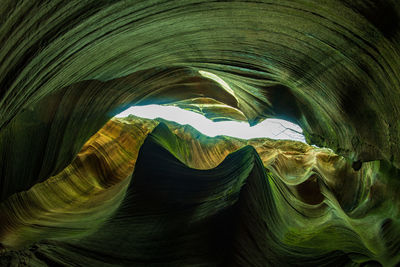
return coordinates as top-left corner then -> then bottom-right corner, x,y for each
1,117 -> 399,265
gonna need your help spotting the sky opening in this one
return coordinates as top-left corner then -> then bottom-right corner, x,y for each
115,105 -> 306,142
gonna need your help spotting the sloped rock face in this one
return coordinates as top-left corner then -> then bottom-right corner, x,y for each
1,1 -> 400,266
1,117 -> 399,266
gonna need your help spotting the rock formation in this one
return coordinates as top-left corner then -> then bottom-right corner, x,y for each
1,1 -> 400,266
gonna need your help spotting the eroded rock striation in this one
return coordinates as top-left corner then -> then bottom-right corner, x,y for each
1,117 -> 399,266
1,1 -> 400,266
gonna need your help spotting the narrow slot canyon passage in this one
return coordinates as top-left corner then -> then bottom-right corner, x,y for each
1,1 -> 400,266
115,104 -> 306,142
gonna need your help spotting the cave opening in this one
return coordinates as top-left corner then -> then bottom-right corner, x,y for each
115,104 -> 306,142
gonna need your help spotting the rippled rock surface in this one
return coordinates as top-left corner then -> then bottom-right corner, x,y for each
1,1 -> 400,266
0,117 -> 399,266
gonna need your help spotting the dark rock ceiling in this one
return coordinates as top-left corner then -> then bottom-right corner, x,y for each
0,1 -> 400,266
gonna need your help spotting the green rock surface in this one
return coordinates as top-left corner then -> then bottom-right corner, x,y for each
1,1 -> 400,266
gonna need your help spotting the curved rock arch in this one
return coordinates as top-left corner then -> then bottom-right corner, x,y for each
1,0 -> 400,266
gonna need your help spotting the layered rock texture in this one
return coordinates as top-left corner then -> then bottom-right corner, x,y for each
1,1 -> 400,266
1,117 -> 399,266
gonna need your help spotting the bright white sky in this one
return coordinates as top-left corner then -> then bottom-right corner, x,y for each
115,105 -> 306,142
